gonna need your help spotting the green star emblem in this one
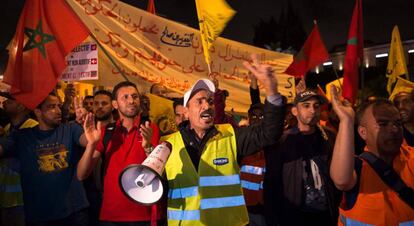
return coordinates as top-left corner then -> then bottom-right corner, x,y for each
23,20 -> 55,58
347,37 -> 358,45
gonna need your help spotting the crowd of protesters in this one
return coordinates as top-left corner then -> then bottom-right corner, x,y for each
0,54 -> 413,226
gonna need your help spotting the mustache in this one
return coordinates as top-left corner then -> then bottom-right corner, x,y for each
201,109 -> 214,116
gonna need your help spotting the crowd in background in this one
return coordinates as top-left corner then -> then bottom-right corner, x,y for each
0,56 -> 413,226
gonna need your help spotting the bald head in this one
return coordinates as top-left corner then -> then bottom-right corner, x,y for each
356,99 -> 403,159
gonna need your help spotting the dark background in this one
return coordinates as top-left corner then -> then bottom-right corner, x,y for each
1,0 -> 414,98
2,0 -> 414,51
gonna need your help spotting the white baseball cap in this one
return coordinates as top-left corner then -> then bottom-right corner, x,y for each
183,79 -> 216,106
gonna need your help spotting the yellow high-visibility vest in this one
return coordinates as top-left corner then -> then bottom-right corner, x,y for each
0,118 -> 38,207
163,124 -> 248,226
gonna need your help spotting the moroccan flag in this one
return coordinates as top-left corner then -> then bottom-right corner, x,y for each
284,23 -> 329,77
195,0 -> 235,66
386,26 -> 409,94
147,0 -> 156,15
342,0 -> 363,104
4,0 -> 89,109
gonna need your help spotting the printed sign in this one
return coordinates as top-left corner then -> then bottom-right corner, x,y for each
61,42 -> 99,81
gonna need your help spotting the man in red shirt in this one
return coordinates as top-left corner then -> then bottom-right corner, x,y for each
77,81 -> 164,226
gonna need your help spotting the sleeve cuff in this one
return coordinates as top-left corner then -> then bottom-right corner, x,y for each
266,93 -> 283,106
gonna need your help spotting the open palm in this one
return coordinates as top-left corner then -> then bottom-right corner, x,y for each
83,113 -> 101,144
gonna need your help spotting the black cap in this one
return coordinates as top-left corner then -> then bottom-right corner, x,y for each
0,92 -> 15,100
294,89 -> 325,105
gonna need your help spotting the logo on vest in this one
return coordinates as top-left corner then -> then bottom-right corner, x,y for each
213,158 -> 229,165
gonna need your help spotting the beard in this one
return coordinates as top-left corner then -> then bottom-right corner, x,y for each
95,111 -> 112,121
119,107 -> 140,119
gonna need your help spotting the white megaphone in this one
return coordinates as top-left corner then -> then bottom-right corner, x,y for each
119,141 -> 172,205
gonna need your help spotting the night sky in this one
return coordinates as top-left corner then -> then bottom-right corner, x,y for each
2,0 -> 414,55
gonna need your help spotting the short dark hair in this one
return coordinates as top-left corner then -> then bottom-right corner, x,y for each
173,98 -> 184,112
149,83 -> 160,94
84,95 -> 94,100
94,90 -> 112,99
112,81 -> 138,100
36,93 -> 58,109
356,98 -> 395,125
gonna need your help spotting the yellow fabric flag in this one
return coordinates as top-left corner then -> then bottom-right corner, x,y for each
195,0 -> 236,66
325,78 -> 343,102
386,26 -> 409,94
147,93 -> 177,136
388,77 -> 414,101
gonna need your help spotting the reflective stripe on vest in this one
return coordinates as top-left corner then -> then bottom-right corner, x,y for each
0,184 -> 22,193
241,180 -> 261,191
240,165 -> 265,175
0,119 -> 37,208
163,124 -> 249,226
168,186 -> 198,199
168,210 -> 200,220
200,195 -> 245,209
199,174 -> 240,187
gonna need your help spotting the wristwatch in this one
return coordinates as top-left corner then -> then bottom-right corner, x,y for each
144,146 -> 154,154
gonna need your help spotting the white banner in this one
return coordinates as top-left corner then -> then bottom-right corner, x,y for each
67,0 -> 294,112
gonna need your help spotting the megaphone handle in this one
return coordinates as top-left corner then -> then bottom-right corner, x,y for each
135,167 -> 156,187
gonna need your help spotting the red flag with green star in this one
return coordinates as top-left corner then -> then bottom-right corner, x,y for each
284,23 -> 329,77
342,0 -> 363,104
4,0 -> 89,109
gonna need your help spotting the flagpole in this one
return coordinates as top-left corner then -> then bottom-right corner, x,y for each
360,63 -> 364,92
314,19 -> 344,93
332,66 -> 344,92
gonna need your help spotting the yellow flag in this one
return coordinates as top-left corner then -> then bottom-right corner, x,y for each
147,93 -> 177,136
386,26 -> 409,94
195,0 -> 236,67
388,77 -> 414,101
325,78 -> 343,102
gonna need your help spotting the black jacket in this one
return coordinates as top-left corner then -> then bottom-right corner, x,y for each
264,126 -> 341,226
178,99 -> 285,169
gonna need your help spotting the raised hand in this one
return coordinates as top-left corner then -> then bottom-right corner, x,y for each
330,86 -> 355,122
243,54 -> 277,96
83,113 -> 101,144
140,121 -> 153,149
74,96 -> 88,125
64,83 -> 76,103
248,71 -> 258,89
